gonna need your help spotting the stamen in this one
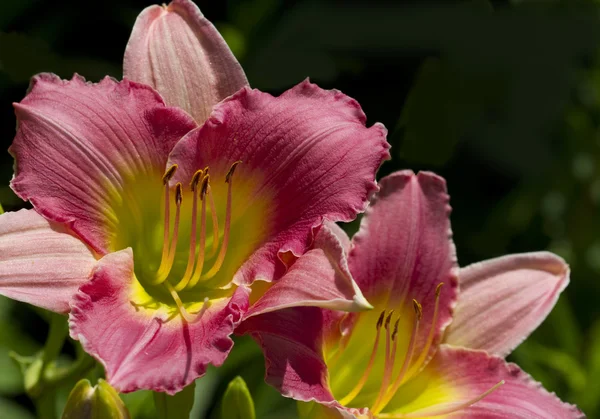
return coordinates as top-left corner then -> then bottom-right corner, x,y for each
173,170 -> 204,291
153,182 -> 183,285
373,301 -> 422,414
376,380 -> 504,418
164,281 -> 211,323
338,311 -> 386,406
187,174 -> 210,289
372,311 -> 397,411
200,161 -> 241,282
407,283 -> 444,380
154,165 -> 178,282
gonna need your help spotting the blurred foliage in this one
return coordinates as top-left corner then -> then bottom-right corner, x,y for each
1,0 -> 600,417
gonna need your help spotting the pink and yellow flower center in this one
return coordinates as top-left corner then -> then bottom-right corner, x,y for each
326,285 -> 503,418
108,161 -> 271,321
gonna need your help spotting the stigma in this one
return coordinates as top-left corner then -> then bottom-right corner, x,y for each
149,161 -> 241,322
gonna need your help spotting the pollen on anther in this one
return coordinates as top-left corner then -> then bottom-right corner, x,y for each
200,174 -> 210,199
384,310 -> 394,329
392,318 -> 400,341
376,310 -> 386,329
175,183 -> 183,205
162,164 -> 178,184
412,299 -> 422,320
436,282 -> 444,297
190,169 -> 204,191
225,160 -> 242,183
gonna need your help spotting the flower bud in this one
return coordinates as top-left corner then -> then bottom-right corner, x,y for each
62,379 -> 130,419
221,376 -> 255,419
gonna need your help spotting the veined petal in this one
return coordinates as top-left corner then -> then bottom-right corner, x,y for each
444,252 -> 570,357
69,249 -> 249,394
244,221 -> 371,318
124,0 -> 248,123
0,209 -> 96,313
10,74 -> 197,254
237,307 -> 335,404
348,171 -> 458,366
168,79 -> 390,286
383,345 -> 582,418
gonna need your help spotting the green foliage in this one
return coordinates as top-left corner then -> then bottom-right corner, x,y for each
153,382 -> 195,419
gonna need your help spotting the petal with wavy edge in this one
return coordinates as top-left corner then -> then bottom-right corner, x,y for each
244,221 -> 371,318
168,80 -> 389,287
0,209 -> 96,313
124,0 -> 248,123
382,345 -> 583,418
347,171 -> 458,369
10,74 -> 197,254
69,249 -> 249,394
444,252 -> 570,357
237,307 -> 338,403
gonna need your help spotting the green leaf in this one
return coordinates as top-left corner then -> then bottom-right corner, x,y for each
154,382 -> 196,419
0,202 -> 3,214
0,396 -> 35,419
221,376 -> 255,419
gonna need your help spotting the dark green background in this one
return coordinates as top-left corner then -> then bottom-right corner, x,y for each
0,0 -> 599,417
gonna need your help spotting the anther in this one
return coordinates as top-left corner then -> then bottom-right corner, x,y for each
190,169 -> 204,191
225,160 -> 242,183
373,311 -> 400,411
338,311 -> 385,406
200,174 -> 210,199
162,164 -> 178,184
384,310 -> 394,329
412,299 -> 422,320
391,318 -> 399,341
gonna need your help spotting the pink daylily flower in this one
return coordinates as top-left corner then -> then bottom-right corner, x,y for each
238,171 -> 583,418
0,0 -> 389,394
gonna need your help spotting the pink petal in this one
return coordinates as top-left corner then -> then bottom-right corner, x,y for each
391,345 -> 582,418
244,221 -> 371,318
237,307 -> 336,404
10,74 -> 197,254
124,0 -> 248,123
168,80 -> 389,286
348,171 -> 458,366
69,249 -> 249,394
0,209 -> 96,313
444,252 -> 570,357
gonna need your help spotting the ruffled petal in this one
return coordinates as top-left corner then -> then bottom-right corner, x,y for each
124,0 -> 248,123
347,171 -> 458,366
237,307 -> 336,404
0,209 -> 96,313
168,80 -> 389,286
10,74 -> 197,254
383,345 -> 583,418
444,252 -> 570,357
69,249 -> 249,394
244,221 -> 371,318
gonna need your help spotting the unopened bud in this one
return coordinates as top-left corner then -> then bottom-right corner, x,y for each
62,379 -> 130,419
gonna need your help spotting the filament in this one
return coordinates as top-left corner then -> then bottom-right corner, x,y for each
200,161 -> 241,282
187,174 -> 210,289
165,281 -> 211,323
207,184 -> 220,258
372,311 -> 397,411
153,182 -> 182,285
